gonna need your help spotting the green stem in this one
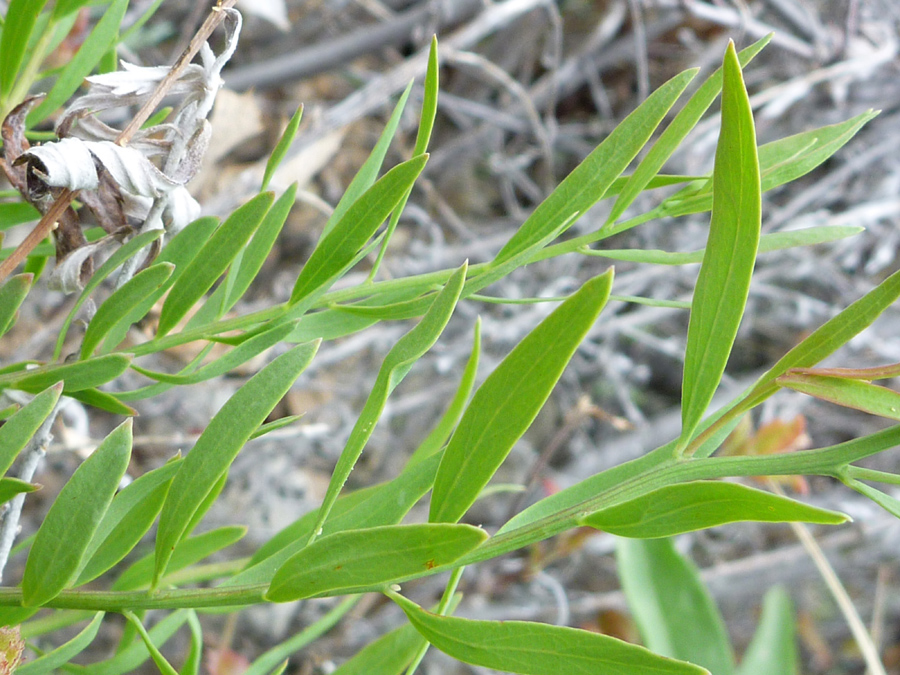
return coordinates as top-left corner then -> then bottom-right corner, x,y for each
405,567 -> 464,675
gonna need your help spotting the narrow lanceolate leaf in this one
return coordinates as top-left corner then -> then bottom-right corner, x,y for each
78,610 -> 189,675
82,263 -> 174,358
68,388 -> 137,416
22,421 -> 132,606
290,155 -> 428,306
124,612 -> 179,675
330,623 -> 425,675
736,587 -> 799,675
2,353 -> 132,394
131,320 -> 299,385
605,34 -> 770,227
266,523 -> 487,601
0,0 -> 50,99
492,68 -> 697,267
0,383 -> 61,477
679,42 -> 760,453
262,106 -> 303,191
16,613 -> 103,675
28,0 -> 129,124
580,481 -> 847,538
618,538 -> 733,675
391,593 -> 707,675
0,273 -> 32,338
157,192 -> 274,336
0,478 -> 38,504
430,269 -> 613,524
310,263 -> 467,538
75,459 -> 182,586
777,373 -> 900,422
153,341 -> 319,587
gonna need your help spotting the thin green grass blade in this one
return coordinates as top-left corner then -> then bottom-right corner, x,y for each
261,106 -> 303,191
22,421 -> 132,606
16,613 -> 103,675
0,383 -> 61,477
618,538 -> 733,675
391,592 -> 707,675
157,192 -> 274,336
266,524 -> 487,601
430,269 -> 613,524
0,273 -> 32,338
290,155 -> 428,306
606,35 -> 770,227
54,228 -> 163,360
153,340 -> 319,587
580,480 -> 847,538
679,42 -> 760,453
407,317 -> 481,467
28,0 -> 128,124
309,263 -> 467,539
736,587 -> 799,675
81,263 -> 174,358
492,68 -> 697,266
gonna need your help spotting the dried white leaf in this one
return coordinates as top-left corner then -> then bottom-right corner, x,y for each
237,0 -> 290,31
164,186 -> 202,234
23,138 -> 100,191
49,235 -> 120,293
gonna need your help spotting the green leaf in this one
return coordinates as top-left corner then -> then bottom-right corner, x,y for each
227,453 -> 442,588
290,155 -> 428,306
391,592 -> 707,675
0,0 -> 50,100
331,622 -> 425,675
2,353 -> 132,394
266,523 -> 487,601
100,217 -> 219,353
605,34 -> 770,227
16,613 -> 103,675
180,611 -> 203,675
51,0 -> 94,19
115,525 -> 246,591
131,320 -> 299,385
29,0 -> 129,124
618,538 -> 733,675
153,340 -> 319,586
430,269 -> 613,524
0,383 -> 60,476
82,262 -> 174,358
0,202 -> 39,229
845,478 -> 900,519
679,42 -> 760,452
310,263 -> 467,537
81,610 -> 189,675
0,477 -> 38,503
0,273 -> 32,338
54,228 -> 164,359
23,421 -> 132,606
68,387 -> 137,416
407,317 -> 481,467
157,192 -> 274,336
585,225 -> 862,266
322,83 -> 414,239
579,480 -> 847,538
262,106 -> 303,191
777,373 -> 900,421
74,459 -> 182,586
123,611 -> 179,675
492,68 -> 697,266
736,587 -> 798,675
